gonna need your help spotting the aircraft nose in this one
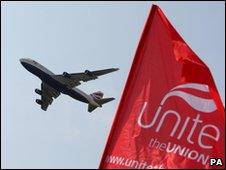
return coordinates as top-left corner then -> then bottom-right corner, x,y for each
20,58 -> 29,68
20,58 -> 25,64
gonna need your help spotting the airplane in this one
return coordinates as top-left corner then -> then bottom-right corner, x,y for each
20,58 -> 119,112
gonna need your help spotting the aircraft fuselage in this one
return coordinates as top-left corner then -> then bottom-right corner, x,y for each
20,58 -> 99,106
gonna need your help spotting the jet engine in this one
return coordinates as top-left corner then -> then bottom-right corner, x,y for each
36,99 -> 43,105
63,72 -> 71,78
85,70 -> 97,79
84,70 -> 93,76
35,89 -> 42,95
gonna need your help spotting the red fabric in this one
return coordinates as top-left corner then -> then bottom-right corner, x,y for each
99,5 -> 225,169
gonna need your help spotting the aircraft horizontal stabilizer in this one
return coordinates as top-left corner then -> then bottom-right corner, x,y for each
88,97 -> 115,112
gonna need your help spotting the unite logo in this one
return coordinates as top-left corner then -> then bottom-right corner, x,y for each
137,83 -> 220,150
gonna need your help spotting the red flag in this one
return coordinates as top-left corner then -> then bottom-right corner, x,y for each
99,5 -> 225,169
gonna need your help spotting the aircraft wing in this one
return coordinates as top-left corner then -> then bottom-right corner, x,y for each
53,68 -> 119,88
38,83 -> 60,111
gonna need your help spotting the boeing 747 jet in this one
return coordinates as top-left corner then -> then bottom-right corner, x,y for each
20,58 -> 119,112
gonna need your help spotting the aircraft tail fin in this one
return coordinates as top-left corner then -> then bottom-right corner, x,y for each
88,97 -> 115,113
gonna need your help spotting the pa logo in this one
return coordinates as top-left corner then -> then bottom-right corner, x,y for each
209,158 -> 223,166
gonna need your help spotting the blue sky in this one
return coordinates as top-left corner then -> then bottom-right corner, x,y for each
1,1 -> 225,169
